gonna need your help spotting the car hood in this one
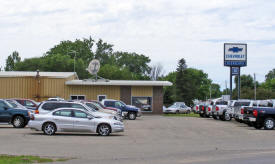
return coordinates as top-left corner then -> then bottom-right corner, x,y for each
92,111 -> 113,117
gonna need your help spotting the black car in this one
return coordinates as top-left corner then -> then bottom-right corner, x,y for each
0,99 -> 30,128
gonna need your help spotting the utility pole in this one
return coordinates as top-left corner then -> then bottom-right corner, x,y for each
69,50 -> 78,73
254,73 -> 257,100
225,80 -> 228,95
209,85 -> 212,99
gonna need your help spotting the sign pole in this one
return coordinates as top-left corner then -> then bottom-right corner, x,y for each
238,67 -> 241,99
230,66 -> 232,100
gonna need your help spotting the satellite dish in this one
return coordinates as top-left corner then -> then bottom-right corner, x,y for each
87,59 -> 100,75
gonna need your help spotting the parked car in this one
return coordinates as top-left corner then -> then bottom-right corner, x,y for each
212,100 -> 230,121
102,99 -> 141,120
12,98 -> 39,110
0,99 -> 30,128
88,100 -> 120,113
244,100 -> 275,130
36,101 -> 118,120
80,101 -> 122,120
163,102 -> 191,114
28,108 -> 124,136
233,100 -> 253,122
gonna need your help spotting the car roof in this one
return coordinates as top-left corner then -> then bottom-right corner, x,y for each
50,107 -> 87,113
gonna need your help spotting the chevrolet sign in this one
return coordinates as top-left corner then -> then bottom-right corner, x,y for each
224,43 -> 247,67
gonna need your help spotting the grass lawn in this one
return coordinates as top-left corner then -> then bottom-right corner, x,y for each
163,113 -> 200,117
0,155 -> 69,164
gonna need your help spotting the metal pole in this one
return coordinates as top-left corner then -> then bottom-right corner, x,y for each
225,80 -> 228,95
209,85 -> 212,99
238,67 -> 241,99
74,53 -> 76,73
254,73 -> 257,100
230,67 -> 232,100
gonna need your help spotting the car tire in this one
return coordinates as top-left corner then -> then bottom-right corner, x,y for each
264,118 -> 275,130
97,124 -> 111,136
176,110 -> 179,114
212,115 -> 218,120
12,116 -> 25,128
42,122 -> 56,135
199,113 -> 204,117
128,112 -> 137,120
223,111 -> 231,121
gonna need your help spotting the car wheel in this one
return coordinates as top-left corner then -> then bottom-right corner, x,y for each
223,111 -> 231,121
264,118 -> 275,130
42,122 -> 56,135
12,116 -> 25,128
176,110 -> 179,114
212,115 -> 218,120
128,112 -> 136,120
199,113 -> 204,117
97,124 -> 111,136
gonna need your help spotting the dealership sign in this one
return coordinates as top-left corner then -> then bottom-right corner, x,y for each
224,43 -> 247,67
231,67 -> 239,76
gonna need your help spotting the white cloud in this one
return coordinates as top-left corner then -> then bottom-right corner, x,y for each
1,0 -> 275,89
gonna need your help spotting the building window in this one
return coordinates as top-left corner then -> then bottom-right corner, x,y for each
97,95 -> 107,102
70,95 -> 85,100
132,97 -> 152,112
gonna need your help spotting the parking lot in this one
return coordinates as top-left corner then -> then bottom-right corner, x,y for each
1,116 -> 275,164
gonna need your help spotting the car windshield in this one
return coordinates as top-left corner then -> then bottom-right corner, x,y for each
94,101 -> 105,108
82,103 -> 97,112
119,101 -> 126,106
216,101 -> 228,105
169,104 -> 178,108
6,100 -> 18,108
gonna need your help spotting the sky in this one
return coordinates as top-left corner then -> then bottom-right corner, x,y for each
1,0 -> 275,89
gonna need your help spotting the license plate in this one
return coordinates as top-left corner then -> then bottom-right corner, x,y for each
249,117 -> 256,122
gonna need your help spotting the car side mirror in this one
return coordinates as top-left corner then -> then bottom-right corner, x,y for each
87,115 -> 93,120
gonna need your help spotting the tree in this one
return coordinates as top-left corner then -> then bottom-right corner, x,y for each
5,51 -> 21,71
234,74 -> 254,89
98,64 -> 133,80
150,63 -> 164,81
210,83 -> 222,98
265,68 -> 275,81
161,72 -> 177,106
175,58 -> 189,104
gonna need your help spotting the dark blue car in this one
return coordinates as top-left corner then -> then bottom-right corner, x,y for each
102,99 -> 141,120
0,99 -> 30,128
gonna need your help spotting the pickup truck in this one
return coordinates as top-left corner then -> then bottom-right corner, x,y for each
101,99 -> 141,120
212,100 -> 230,121
233,100 -> 253,122
243,100 -> 275,129
0,99 -> 30,128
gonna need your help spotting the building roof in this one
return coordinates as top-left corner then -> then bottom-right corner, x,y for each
65,79 -> 173,86
0,71 -> 77,79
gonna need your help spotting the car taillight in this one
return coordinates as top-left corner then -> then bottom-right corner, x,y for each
253,109 -> 258,117
208,107 -> 211,111
35,109 -> 39,114
216,106 -> 219,111
202,106 -> 205,110
241,108 -> 244,114
196,106 -> 198,110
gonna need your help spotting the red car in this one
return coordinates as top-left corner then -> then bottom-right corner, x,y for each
89,100 -> 119,112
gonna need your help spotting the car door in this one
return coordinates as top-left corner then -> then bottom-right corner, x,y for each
72,110 -> 95,132
52,109 -> 74,131
0,100 -> 12,123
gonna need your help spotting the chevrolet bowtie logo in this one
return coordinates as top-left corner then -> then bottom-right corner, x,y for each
228,47 -> 243,53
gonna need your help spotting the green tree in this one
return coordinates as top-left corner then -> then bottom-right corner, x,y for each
210,83 -> 222,98
175,58 -> 190,104
234,74 -> 254,89
161,72 -> 177,106
5,51 -> 21,71
265,68 -> 275,81
98,64 -> 133,80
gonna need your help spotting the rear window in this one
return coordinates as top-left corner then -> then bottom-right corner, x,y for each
216,101 -> 228,105
234,102 -> 250,107
104,101 -> 115,107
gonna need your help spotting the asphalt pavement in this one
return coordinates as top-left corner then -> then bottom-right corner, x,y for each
1,116 -> 275,164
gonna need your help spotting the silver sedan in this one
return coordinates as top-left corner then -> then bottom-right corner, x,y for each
28,108 -> 124,136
